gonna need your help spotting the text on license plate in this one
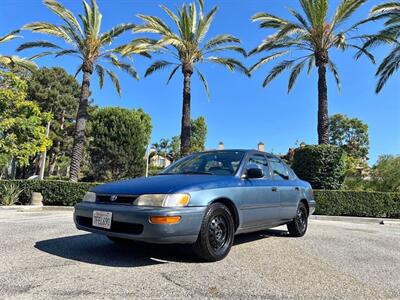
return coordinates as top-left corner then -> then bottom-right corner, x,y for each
92,210 -> 112,229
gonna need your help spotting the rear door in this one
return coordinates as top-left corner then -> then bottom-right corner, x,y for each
240,154 -> 281,228
268,156 -> 300,220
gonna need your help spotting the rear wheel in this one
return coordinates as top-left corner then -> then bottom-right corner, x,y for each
193,203 -> 235,262
287,202 -> 308,237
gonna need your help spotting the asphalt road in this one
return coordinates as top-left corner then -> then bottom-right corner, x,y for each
0,209 -> 399,300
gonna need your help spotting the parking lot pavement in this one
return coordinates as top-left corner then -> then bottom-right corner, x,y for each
0,210 -> 399,300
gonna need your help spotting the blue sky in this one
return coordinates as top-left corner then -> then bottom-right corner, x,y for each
1,0 -> 399,164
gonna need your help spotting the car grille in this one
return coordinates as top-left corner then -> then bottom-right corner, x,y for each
96,194 -> 138,205
76,216 -> 144,235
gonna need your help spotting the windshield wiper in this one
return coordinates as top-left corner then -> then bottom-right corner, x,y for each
180,171 -> 213,175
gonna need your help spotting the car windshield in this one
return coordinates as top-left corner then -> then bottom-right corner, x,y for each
160,151 -> 245,176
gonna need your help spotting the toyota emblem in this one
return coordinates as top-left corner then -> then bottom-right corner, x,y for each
110,195 -> 118,202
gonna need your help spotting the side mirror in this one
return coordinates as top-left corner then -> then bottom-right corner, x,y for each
245,167 -> 264,179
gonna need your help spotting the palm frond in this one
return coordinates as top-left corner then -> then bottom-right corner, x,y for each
196,6 -> 218,42
328,60 -> 341,91
262,60 -> 295,87
307,56 -> 315,74
350,44 -> 375,63
252,12 -> 288,28
22,22 -> 75,43
288,59 -> 307,92
145,60 -> 175,77
371,2 -> 400,15
0,55 -> 38,72
167,64 -> 181,84
74,64 -> 83,77
249,51 -> 289,73
332,0 -> 367,29
205,45 -> 247,57
288,8 -> 310,31
196,68 -> 210,99
100,23 -> 135,44
44,0 -> 83,35
0,30 -> 20,44
107,55 -> 139,80
203,34 -> 240,50
95,64 -> 105,88
106,69 -> 121,95
17,41 -> 63,52
207,56 -> 249,76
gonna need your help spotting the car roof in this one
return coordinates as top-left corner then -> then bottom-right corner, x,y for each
196,149 -> 278,158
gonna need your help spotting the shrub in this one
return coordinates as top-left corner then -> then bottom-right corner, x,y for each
1,183 -> 23,205
292,144 -> 346,189
0,180 -> 98,206
314,190 -> 400,218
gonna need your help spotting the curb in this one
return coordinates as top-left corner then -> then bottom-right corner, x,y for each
0,205 -> 74,212
310,215 -> 400,226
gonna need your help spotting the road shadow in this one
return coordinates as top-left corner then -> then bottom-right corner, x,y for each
35,234 -> 197,267
234,228 -> 289,245
35,228 -> 289,266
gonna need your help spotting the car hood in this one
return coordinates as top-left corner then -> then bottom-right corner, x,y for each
91,174 -> 238,195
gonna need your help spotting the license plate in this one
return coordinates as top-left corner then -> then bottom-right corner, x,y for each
92,211 -> 112,229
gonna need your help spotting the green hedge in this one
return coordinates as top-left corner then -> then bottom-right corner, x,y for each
1,180 -> 399,218
292,145 -> 346,189
314,190 -> 400,218
0,180 -> 98,206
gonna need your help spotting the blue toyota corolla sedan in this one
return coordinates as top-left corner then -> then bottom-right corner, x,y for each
74,149 -> 316,261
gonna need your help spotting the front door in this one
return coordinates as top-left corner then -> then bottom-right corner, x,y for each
239,154 -> 281,228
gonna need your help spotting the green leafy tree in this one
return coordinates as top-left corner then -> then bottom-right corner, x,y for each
88,107 -> 152,181
18,0 -> 150,181
329,114 -> 369,160
122,0 -> 247,156
249,0 -> 371,144
0,30 -> 37,72
0,72 -> 51,177
168,116 -> 208,160
27,67 -> 80,176
188,116 -> 207,153
357,2 -> 400,92
370,155 -> 400,192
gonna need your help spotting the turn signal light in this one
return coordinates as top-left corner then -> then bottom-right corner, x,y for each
149,216 -> 181,224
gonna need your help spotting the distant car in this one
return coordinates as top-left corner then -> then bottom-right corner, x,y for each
74,150 -> 316,261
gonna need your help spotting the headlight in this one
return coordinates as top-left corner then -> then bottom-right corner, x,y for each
134,194 -> 190,207
82,192 -> 96,203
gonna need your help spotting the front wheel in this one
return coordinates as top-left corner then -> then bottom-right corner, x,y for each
287,202 -> 308,237
193,203 -> 235,262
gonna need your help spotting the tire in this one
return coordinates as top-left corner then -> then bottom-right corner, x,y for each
192,202 -> 235,262
287,202 -> 308,237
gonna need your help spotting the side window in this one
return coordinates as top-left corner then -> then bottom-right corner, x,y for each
269,157 -> 289,180
245,155 -> 271,178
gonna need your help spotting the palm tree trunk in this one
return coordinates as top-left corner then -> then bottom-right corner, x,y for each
69,63 -> 92,182
180,64 -> 193,156
317,64 -> 329,144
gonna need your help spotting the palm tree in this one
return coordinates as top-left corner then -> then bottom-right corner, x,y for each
249,0 -> 372,144
356,2 -> 400,93
121,0 -> 248,156
17,0 -> 150,181
0,30 -> 37,71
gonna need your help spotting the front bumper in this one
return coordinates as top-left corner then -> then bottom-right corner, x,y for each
74,202 -> 206,244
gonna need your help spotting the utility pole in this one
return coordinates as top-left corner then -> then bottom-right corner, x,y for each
39,120 -> 51,180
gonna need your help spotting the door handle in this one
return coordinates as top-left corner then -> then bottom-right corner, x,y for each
272,187 -> 278,192
294,187 -> 300,191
